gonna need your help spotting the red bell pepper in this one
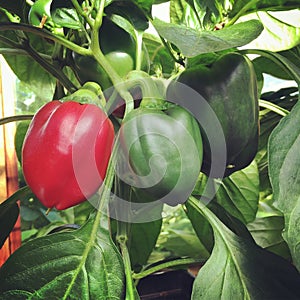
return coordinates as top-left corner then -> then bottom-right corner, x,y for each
22,100 -> 114,210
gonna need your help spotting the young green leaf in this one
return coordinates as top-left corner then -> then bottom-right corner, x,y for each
152,19 -> 263,57
0,212 -> 125,299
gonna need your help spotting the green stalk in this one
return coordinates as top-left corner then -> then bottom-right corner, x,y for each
259,99 -> 289,117
0,23 -> 91,56
71,0 -> 94,28
90,1 -> 134,117
118,236 -> 135,300
135,31 -> 143,71
133,257 -> 205,280
0,115 -> 33,125
0,47 -> 51,60
114,178 -> 135,298
226,0 -> 259,26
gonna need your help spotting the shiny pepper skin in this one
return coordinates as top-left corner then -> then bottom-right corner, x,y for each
172,52 -> 259,178
22,100 -> 114,210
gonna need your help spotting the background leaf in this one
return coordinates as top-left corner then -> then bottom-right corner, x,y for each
153,18 -> 263,56
269,95 -> 300,270
241,11 -> 300,52
215,161 -> 259,224
247,215 -> 291,259
0,213 -> 125,299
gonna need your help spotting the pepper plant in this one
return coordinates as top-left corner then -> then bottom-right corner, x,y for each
0,0 -> 300,299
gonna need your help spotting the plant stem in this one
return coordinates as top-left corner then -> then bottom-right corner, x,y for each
90,1 -> 134,117
133,257 -> 205,280
71,0 -> 94,28
0,47 -> 52,60
135,31 -> 143,71
226,0 -> 259,26
259,99 -> 289,117
0,114 -> 33,125
114,179 -> 135,298
118,237 -> 135,300
0,23 -> 91,56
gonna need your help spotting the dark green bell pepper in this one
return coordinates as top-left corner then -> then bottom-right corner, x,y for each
173,52 -> 259,177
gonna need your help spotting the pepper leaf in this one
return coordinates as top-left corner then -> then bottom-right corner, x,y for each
0,187 -> 32,248
0,202 -> 19,249
188,197 -> 300,300
0,211 -> 125,299
269,93 -> 300,271
152,18 -> 263,57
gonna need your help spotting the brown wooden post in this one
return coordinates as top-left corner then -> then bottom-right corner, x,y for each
0,56 -> 21,266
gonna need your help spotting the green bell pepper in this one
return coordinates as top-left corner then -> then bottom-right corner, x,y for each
117,96 -> 203,206
173,52 -> 259,177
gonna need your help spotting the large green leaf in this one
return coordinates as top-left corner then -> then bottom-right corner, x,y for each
188,197 -> 300,300
0,201 -> 19,249
269,94 -> 300,270
241,11 -> 300,52
0,211 -> 125,299
152,18 -> 263,57
215,161 -> 259,224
